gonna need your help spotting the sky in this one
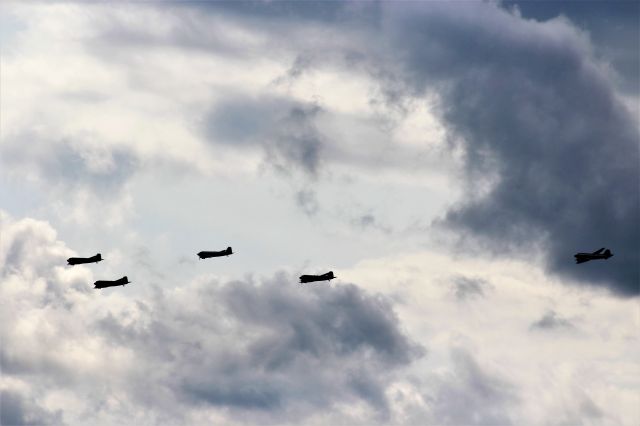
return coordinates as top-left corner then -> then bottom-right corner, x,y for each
0,1 -> 638,424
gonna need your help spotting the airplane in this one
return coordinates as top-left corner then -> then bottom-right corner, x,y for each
197,247 -> 233,259
94,276 -> 130,289
574,248 -> 613,264
67,253 -> 103,266
299,271 -> 336,284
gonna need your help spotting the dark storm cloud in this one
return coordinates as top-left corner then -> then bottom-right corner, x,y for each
0,390 -> 63,426
93,273 -> 424,420
205,94 -> 325,176
502,0 -> 640,95
376,2 -> 639,295
167,1 -> 639,295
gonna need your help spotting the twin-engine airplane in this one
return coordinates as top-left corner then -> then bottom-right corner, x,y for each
67,253 -> 102,266
574,248 -> 613,264
299,271 -> 336,284
94,276 -> 130,289
198,247 -> 233,259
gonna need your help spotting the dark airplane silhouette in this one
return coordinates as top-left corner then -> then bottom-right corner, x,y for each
67,253 -> 102,266
299,271 -> 336,284
574,248 -> 613,264
94,276 -> 130,289
197,247 -> 233,259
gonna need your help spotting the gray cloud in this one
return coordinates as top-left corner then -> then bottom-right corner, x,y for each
429,348 -> 518,425
503,0 -> 640,96
0,132 -> 138,195
530,310 -> 575,331
451,276 -> 491,301
373,2 -> 639,295
0,214 -> 423,424
93,274 -> 425,421
0,390 -> 63,426
295,188 -> 319,217
351,213 -> 392,234
204,94 -> 325,177
189,1 -> 639,295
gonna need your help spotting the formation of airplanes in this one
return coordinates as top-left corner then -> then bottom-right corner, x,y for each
66,245 -> 613,290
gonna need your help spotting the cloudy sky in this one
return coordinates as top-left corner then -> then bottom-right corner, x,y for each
1,1 -> 638,424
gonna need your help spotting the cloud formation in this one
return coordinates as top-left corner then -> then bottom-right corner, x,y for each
0,213 -> 422,424
370,2 -> 639,295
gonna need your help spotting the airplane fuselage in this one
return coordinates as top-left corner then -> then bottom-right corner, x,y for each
198,248 -> 233,259
94,276 -> 130,289
68,254 -> 102,265
299,272 -> 335,284
574,249 -> 613,264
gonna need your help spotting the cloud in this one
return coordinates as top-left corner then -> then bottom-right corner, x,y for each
0,132 -> 138,194
371,2 -> 639,295
204,94 -> 325,177
428,348 -> 518,425
350,213 -> 392,235
341,249 -> 640,425
294,188 -> 319,216
0,212 -> 423,424
530,310 -> 575,331
0,389 -> 63,426
451,276 -> 491,301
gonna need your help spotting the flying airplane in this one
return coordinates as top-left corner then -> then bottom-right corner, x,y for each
299,271 -> 336,284
94,276 -> 130,289
67,253 -> 102,266
574,248 -> 613,264
197,247 -> 233,259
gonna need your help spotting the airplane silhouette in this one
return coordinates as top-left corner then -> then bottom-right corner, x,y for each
94,276 -> 130,289
574,248 -> 613,264
67,253 -> 102,266
197,247 -> 233,259
299,271 -> 336,284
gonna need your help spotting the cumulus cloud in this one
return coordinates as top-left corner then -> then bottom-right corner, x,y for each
1,2 -> 639,424
0,213 -> 423,424
360,2 -> 640,295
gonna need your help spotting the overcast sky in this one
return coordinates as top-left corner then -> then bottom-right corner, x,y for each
1,1 -> 638,425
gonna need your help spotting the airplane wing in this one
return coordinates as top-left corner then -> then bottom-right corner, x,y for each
593,248 -> 605,254
575,257 -> 590,264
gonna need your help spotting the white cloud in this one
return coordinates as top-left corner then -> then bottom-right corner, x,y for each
1,2 -> 638,424
1,211 -> 638,424
342,249 -> 640,424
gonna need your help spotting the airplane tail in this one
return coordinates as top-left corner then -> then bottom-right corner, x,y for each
227,247 -> 233,254
604,249 -> 612,257
97,253 -> 102,261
